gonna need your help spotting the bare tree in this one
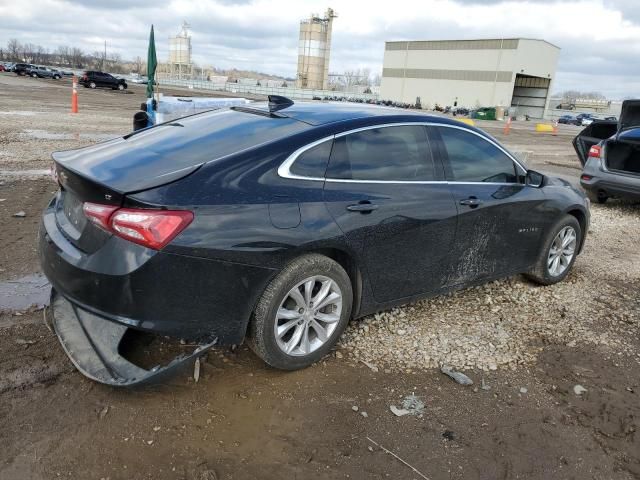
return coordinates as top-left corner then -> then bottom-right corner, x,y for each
56,45 -> 71,66
70,47 -> 84,68
107,52 -> 122,73
133,56 -> 144,74
7,39 -> 21,61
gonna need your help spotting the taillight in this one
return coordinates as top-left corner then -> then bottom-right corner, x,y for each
83,202 -> 119,231
588,145 -> 602,159
581,174 -> 593,181
82,202 -> 193,250
110,209 -> 193,250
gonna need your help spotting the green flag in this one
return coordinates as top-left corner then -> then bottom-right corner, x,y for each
146,24 -> 157,98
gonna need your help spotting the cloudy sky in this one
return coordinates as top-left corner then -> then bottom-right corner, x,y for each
1,0 -> 639,98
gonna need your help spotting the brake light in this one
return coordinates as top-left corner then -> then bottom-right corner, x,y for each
82,202 -> 193,250
110,209 -> 193,249
83,202 -> 118,230
588,145 -> 602,159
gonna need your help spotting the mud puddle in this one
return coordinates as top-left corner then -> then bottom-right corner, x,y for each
21,129 -> 115,141
0,274 -> 50,313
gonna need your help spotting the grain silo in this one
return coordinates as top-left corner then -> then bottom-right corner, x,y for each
296,8 -> 337,90
169,21 -> 193,79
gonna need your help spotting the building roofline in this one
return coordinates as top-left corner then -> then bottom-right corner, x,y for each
384,38 -> 561,50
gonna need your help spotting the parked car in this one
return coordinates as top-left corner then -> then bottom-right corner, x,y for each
575,100 -> 640,203
27,66 -> 62,79
40,97 -> 590,386
80,71 -> 127,90
14,63 -> 36,76
573,113 -> 595,126
581,116 -> 600,127
557,114 -> 576,125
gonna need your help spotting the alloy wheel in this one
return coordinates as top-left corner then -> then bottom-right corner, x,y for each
547,226 -> 577,277
274,275 -> 342,356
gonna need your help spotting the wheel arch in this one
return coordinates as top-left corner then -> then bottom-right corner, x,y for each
304,247 -> 363,318
565,207 -> 588,254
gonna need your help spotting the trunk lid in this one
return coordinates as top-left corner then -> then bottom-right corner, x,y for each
50,107 -> 309,252
618,100 -> 640,132
572,120 -> 618,166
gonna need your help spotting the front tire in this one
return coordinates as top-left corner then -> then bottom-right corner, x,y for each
248,254 -> 353,370
117,84 -> 125,91
31,73 -> 37,78
525,215 -> 581,285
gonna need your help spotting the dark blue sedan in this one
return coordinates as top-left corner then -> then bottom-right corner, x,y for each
40,97 -> 590,385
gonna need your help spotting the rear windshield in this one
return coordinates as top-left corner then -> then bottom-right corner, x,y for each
126,108 -> 309,163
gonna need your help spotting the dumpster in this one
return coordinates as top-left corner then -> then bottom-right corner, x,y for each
472,107 -> 497,120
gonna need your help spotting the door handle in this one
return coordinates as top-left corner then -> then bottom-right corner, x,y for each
459,197 -> 483,207
347,201 -> 379,213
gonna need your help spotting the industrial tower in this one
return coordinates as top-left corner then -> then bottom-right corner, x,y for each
169,21 -> 193,79
296,8 -> 337,90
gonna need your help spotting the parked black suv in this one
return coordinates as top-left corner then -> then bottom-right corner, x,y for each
80,71 -> 127,90
14,63 -> 36,76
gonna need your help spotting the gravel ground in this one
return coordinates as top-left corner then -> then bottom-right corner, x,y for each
341,203 -> 640,372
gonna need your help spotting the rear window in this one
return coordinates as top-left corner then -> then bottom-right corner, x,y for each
126,109 -> 309,164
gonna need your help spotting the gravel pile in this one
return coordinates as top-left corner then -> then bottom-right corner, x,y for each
339,204 -> 640,372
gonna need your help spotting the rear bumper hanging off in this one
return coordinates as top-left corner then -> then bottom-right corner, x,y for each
48,290 -> 217,387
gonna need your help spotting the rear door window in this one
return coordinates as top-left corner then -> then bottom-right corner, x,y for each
326,125 -> 436,181
290,139 -> 332,178
436,127 -> 518,183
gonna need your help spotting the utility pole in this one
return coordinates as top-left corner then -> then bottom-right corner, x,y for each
103,40 -> 106,71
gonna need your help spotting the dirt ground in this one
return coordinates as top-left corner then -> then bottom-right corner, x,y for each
1,72 -> 639,480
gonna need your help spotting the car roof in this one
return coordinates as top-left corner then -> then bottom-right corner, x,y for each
251,101 -> 457,127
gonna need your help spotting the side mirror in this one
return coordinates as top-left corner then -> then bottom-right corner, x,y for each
525,170 -> 545,188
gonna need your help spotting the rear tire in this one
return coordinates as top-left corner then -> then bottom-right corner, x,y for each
586,189 -> 608,204
248,254 -> 352,370
525,215 -> 581,286
31,73 -> 37,78
89,81 -> 96,89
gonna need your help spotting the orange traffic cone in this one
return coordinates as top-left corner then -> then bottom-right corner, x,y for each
71,75 -> 78,114
503,116 -> 512,135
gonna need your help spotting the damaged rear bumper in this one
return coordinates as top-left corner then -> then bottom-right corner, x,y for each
48,290 -> 216,386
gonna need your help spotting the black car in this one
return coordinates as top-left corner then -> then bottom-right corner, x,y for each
14,63 -> 36,76
557,114 -> 576,125
80,71 -> 127,90
40,98 -> 590,386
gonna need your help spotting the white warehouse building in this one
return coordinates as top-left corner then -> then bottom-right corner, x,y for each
380,38 -> 560,118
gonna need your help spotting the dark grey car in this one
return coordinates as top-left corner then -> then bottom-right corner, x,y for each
575,100 -> 640,203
